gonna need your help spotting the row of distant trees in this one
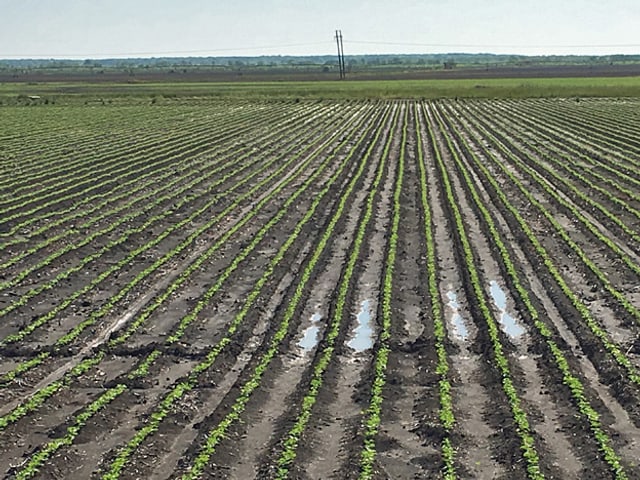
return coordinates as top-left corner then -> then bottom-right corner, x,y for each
2,53 -> 639,71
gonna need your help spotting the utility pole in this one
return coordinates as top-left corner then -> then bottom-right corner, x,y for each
335,29 -> 346,79
339,30 -> 346,79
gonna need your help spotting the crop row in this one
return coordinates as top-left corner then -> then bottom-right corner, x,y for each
427,103 -> 544,478
0,101 -> 260,194
0,101 -> 304,228
1,98 -> 638,479
433,102 -> 629,478
0,105 -> 161,181
0,102 -> 371,388
494,100 -> 640,182
2,100 -> 313,215
0,101 -> 312,245
7,103 -> 385,479
0,102 -> 334,308
0,108 -> 221,211
357,103 -> 406,479
519,99 -> 640,161
269,104 -> 398,480
489,104 -> 640,223
460,102 -> 640,314
414,102 -> 456,478
450,102 -> 640,388
100,103 -> 390,479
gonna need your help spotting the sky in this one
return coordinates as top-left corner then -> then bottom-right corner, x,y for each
1,0 -> 639,59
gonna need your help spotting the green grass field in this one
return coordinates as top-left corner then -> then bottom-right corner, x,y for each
1,76 -> 639,103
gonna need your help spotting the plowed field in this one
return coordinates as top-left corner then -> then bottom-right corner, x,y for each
1,98 -> 639,479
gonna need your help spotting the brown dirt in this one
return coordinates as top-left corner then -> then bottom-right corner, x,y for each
2,63 -> 640,84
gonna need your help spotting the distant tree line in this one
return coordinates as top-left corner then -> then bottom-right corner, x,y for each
2,53 -> 639,71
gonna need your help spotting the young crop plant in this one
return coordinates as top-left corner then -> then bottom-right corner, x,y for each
179,106 -> 396,480
114,102 -> 374,347
0,100 -> 311,243
0,104 -> 373,441
0,100 -> 302,222
489,101 -> 640,222
5,97 -> 640,479
13,384 -> 127,480
427,103 -> 544,479
101,104 -> 389,480
0,103 -> 361,384
273,105 -> 398,479
0,354 -> 104,431
435,101 -> 629,479
0,133 -> 247,262
451,102 -> 640,386
415,101 -> 456,479
510,99 -> 640,167
358,103 -> 406,480
465,101 -> 640,270
0,101 -> 335,328
489,100 -> 640,191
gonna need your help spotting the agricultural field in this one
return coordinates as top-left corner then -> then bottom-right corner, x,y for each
0,95 -> 639,479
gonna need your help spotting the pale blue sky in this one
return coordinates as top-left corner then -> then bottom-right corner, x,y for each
1,0 -> 639,58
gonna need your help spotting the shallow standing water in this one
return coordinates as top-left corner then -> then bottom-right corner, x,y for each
489,280 -> 524,338
348,299 -> 373,351
298,312 -> 322,351
446,291 -> 469,340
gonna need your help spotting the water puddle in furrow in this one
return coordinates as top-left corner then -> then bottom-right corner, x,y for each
489,280 -> 525,338
298,313 -> 322,351
348,299 -> 373,352
446,291 -> 469,340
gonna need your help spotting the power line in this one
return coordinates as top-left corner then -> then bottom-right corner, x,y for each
2,37 -> 639,60
0,41 -> 333,59
348,39 -> 640,50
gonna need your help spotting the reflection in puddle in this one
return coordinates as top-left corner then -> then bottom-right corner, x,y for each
489,281 -> 525,338
348,299 -> 373,351
298,313 -> 322,351
446,291 -> 469,340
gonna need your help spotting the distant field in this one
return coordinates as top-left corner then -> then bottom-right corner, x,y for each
1,75 -> 640,103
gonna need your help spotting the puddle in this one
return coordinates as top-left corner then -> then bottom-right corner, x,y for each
446,291 -> 469,340
489,281 -> 525,338
348,299 -> 373,352
298,313 -> 322,351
